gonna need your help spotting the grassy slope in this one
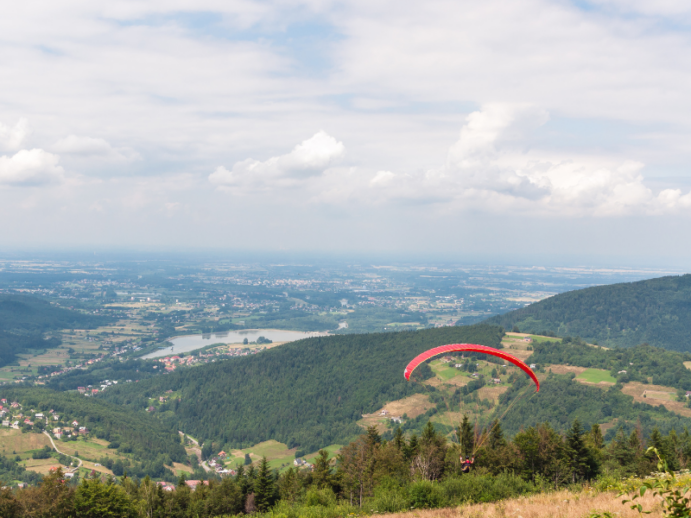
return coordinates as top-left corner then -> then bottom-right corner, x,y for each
485,273 -> 691,350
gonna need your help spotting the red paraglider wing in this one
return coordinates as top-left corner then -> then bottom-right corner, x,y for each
404,343 -> 539,391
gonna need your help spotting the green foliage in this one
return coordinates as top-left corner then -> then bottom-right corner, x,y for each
102,324 -> 504,452
487,274 -> 691,350
621,447 -> 691,517
74,478 -> 135,518
496,375 -> 691,439
529,338 -> 691,389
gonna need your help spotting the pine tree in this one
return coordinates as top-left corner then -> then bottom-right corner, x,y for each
254,456 -> 274,512
458,415 -> 474,457
312,450 -> 332,489
405,434 -> 419,460
489,420 -> 506,449
566,419 -> 598,482
366,426 -> 381,448
393,427 -> 404,450
588,424 -> 602,449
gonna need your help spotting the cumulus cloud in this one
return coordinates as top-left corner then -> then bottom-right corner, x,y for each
210,131 -> 345,192
52,135 -> 139,161
0,149 -> 64,186
0,118 -> 30,151
342,103 -> 691,216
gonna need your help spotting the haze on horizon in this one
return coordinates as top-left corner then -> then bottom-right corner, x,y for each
2,1 -> 691,266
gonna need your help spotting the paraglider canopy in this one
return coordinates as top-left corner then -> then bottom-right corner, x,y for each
404,343 -> 539,391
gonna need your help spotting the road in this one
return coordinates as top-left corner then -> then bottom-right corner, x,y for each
179,431 -> 210,472
44,431 -> 82,472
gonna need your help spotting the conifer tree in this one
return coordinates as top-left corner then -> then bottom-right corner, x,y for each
393,427 -> 404,450
489,420 -> 506,449
254,456 -> 274,512
312,450 -> 332,489
458,415 -> 474,457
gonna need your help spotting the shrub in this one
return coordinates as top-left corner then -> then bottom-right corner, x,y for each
409,480 -> 444,509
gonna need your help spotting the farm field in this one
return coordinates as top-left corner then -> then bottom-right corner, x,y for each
226,440 -> 298,471
621,382 -> 691,418
376,393 -> 434,419
223,440 -> 344,472
575,368 -> 616,385
0,428 -> 133,476
0,428 -> 52,456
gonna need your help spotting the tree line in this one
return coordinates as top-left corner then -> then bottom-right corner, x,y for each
3,416 -> 691,518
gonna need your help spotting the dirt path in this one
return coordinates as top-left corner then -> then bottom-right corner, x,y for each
179,431 -> 209,472
44,431 -> 82,472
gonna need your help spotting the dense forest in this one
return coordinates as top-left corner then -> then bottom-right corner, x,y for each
486,274 -> 691,350
101,324 -> 505,453
528,338 -> 691,389
1,388 -> 186,479
0,294 -> 110,368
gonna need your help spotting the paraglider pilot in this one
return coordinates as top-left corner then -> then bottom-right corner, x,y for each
461,455 -> 474,473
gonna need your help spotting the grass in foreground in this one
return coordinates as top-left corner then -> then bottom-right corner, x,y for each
381,489 -> 664,518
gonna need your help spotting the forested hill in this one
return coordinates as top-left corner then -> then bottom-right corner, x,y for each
0,294 -> 111,367
101,324 -> 504,454
486,274 -> 691,350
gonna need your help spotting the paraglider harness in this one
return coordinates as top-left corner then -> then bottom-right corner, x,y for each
460,455 -> 475,473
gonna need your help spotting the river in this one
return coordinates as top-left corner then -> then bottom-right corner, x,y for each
141,329 -> 326,359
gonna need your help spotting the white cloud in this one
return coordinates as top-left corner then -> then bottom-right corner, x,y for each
0,118 -> 30,151
52,135 -> 138,161
311,104 -> 691,217
0,149 -> 64,186
210,131 -> 345,191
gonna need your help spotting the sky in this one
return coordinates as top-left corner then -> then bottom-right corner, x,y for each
2,0 -> 691,266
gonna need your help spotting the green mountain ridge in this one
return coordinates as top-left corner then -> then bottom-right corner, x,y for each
486,273 -> 691,350
100,324 -> 505,453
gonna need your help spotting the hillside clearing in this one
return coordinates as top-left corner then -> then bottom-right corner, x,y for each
622,382 -> 691,417
576,368 -> 616,385
0,428 -> 52,454
547,365 -> 587,375
377,393 -> 435,419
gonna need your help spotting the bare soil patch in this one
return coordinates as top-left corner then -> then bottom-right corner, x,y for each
622,382 -> 691,417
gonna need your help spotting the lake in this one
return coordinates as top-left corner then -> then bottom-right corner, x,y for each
141,329 -> 326,359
